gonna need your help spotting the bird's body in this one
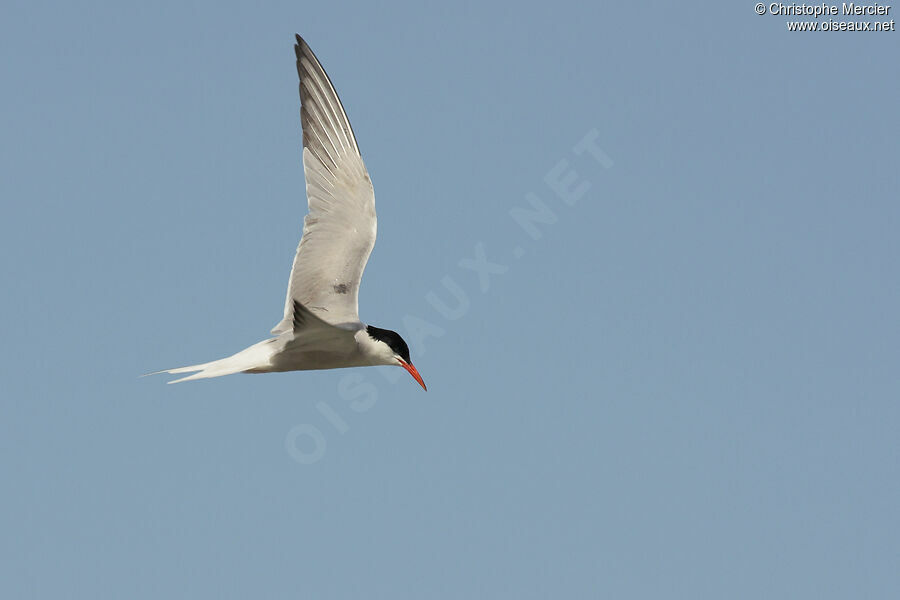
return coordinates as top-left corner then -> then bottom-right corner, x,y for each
150,36 -> 426,390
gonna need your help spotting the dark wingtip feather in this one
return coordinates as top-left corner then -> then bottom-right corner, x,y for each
292,299 -> 305,330
294,34 -> 307,62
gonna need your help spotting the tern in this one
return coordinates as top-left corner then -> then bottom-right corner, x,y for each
150,35 -> 426,390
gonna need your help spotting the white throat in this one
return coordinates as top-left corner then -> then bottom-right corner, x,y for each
354,329 -> 400,366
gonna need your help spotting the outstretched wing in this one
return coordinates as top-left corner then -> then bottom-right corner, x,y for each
272,35 -> 377,334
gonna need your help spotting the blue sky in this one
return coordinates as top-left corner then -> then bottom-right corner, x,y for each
2,1 -> 898,598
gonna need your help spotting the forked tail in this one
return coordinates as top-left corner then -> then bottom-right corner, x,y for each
145,338 -> 278,384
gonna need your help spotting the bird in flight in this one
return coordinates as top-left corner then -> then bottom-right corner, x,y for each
149,35 -> 426,390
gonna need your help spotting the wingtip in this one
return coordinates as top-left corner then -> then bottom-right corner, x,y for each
294,34 -> 306,62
